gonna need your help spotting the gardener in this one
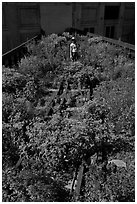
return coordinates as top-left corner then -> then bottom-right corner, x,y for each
70,37 -> 77,62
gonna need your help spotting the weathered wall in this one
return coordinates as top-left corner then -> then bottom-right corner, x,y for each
121,2 -> 135,44
40,2 -> 72,35
2,2 -> 40,54
74,2 -> 135,43
74,2 -> 121,38
2,2 -> 135,53
2,3 -> 19,53
80,2 -> 99,34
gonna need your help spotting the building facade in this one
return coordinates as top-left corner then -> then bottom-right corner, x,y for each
2,2 -> 135,54
74,2 -> 135,44
2,2 -> 40,53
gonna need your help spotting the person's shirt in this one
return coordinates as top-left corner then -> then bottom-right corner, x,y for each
70,42 -> 77,53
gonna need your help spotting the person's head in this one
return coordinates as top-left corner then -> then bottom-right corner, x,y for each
72,37 -> 76,43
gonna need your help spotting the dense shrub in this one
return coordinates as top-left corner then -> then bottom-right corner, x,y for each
2,33 -> 135,202
2,66 -> 27,93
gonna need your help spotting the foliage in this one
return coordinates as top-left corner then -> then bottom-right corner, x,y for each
2,66 -> 27,94
84,152 -> 135,202
2,33 -> 135,201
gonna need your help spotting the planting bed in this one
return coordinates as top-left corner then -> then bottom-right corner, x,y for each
2,33 -> 135,202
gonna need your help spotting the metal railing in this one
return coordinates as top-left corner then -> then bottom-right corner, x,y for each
2,32 -> 135,68
2,35 -> 40,67
88,32 -> 135,58
102,36 -> 135,51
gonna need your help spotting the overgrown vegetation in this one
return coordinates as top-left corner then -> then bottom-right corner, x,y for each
2,33 -> 135,201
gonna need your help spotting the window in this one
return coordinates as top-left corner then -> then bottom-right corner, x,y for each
84,27 -> 94,34
81,8 -> 97,22
105,26 -> 115,38
19,7 -> 39,26
2,4 -> 7,28
104,6 -> 120,20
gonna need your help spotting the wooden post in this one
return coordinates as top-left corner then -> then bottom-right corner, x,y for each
74,163 -> 85,201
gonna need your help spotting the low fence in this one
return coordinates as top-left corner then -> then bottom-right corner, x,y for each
88,33 -> 135,58
2,35 -> 40,67
2,32 -> 135,68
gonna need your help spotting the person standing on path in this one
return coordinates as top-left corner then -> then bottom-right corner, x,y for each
70,37 -> 77,62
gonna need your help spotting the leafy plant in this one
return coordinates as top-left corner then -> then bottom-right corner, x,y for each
2,33 -> 135,202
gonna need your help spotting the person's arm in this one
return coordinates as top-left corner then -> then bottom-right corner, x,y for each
70,44 -> 72,59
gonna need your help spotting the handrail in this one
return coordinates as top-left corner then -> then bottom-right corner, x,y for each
88,33 -> 135,51
2,35 -> 38,57
2,35 -> 39,67
3,32 -> 135,68
102,36 -> 135,51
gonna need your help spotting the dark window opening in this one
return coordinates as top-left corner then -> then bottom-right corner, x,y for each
104,6 -> 120,20
105,26 -> 115,38
84,27 -> 94,34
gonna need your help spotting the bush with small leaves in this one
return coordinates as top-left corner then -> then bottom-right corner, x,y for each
2,33 -> 134,202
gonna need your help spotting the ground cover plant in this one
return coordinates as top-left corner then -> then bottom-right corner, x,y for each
2,33 -> 135,201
